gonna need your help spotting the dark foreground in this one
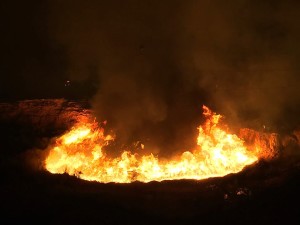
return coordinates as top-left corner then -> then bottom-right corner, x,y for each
2,159 -> 300,225
1,99 -> 300,225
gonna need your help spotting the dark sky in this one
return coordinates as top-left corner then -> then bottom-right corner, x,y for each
1,0 -> 300,151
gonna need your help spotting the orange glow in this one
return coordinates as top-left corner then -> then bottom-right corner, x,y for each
45,106 -> 260,183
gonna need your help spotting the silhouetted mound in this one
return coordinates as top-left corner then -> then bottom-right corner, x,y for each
0,99 -> 92,156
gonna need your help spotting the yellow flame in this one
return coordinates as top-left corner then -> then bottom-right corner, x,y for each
45,105 -> 258,183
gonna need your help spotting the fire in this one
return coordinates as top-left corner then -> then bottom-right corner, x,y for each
45,106 -> 259,183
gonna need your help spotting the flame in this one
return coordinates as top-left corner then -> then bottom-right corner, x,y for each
45,106 -> 259,183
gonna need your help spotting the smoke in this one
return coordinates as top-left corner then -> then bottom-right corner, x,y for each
178,0 -> 300,132
46,0 -> 300,152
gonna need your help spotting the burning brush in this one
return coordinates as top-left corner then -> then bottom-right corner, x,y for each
44,105 -> 276,183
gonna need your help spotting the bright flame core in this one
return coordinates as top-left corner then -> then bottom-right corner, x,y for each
45,106 -> 258,183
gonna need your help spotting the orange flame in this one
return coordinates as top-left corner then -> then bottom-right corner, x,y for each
45,106 -> 259,183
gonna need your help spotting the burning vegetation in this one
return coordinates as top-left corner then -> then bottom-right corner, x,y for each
44,105 -> 273,183
1,99 -> 300,225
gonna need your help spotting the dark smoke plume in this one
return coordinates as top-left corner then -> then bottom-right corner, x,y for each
45,0 -> 300,153
179,0 -> 300,133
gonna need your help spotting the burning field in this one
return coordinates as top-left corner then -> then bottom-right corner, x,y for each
1,99 -> 300,225
2,1 -> 300,224
44,105 -> 261,183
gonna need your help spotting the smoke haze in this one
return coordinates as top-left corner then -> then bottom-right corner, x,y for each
2,0 -> 300,152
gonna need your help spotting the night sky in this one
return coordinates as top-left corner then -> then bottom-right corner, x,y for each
2,0 -> 300,149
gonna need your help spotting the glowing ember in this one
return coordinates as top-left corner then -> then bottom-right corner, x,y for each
45,106 -> 259,183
